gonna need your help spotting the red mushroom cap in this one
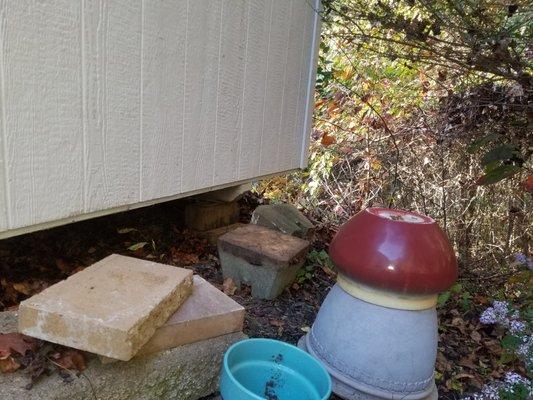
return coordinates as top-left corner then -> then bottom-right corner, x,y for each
329,208 -> 458,295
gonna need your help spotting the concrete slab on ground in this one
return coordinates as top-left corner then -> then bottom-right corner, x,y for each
218,224 -> 309,299
184,201 -> 239,231
101,275 -> 244,362
251,203 -> 315,239
0,312 -> 245,400
18,254 -> 193,361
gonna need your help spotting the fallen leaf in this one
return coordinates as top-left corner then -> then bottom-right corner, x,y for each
128,242 -> 147,251
269,319 -> 284,327
0,333 -> 39,359
458,352 -> 478,369
117,228 -> 137,234
321,266 -> 337,277
222,278 -> 237,295
521,175 -> 533,193
170,248 -> 199,266
321,133 -> 336,147
0,357 -> 20,373
51,350 -> 86,373
470,330 -> 481,343
454,373 -> 475,380
12,282 -> 31,296
55,259 -> 71,274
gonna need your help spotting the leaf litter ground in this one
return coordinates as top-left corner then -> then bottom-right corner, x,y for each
0,193 -> 526,398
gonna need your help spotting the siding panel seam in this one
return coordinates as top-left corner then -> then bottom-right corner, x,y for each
0,2 -> 10,227
275,0 -> 293,167
81,0 -> 87,212
236,0 -> 251,180
179,0 -> 190,193
139,0 -> 144,201
257,0 -> 274,175
212,0 -> 224,185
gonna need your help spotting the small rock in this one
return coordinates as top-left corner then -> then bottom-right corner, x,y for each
251,204 -> 314,239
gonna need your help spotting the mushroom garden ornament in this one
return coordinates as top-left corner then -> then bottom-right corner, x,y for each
299,208 -> 458,400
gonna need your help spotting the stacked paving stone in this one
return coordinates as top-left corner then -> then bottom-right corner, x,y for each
8,254 -> 245,400
218,203 -> 314,300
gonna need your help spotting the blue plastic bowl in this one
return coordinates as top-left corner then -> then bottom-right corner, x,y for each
220,338 -> 332,400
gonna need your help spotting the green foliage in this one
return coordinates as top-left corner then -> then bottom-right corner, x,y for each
307,249 -> 335,270
296,250 -> 335,283
322,0 -> 532,86
499,384 -> 530,400
296,264 -> 316,283
437,283 -> 472,311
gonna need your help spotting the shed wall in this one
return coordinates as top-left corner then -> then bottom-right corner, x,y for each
0,0 -> 320,238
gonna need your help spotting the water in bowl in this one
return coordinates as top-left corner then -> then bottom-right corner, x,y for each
231,358 -> 323,400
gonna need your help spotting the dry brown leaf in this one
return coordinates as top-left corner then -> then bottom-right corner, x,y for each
55,259 -> 71,274
458,355 -> 477,369
321,266 -> 337,277
269,319 -> 284,327
0,356 -> 21,373
0,333 -> 39,359
470,330 -> 481,343
12,282 -> 31,295
170,247 -> 200,266
321,134 -> 336,147
52,350 -> 86,373
521,174 -> 533,193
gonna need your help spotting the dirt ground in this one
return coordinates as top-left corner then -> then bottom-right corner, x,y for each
0,194 -> 524,399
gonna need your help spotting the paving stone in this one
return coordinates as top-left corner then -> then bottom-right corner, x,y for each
199,223 -> 245,245
185,201 -> 239,231
101,275 -> 244,363
0,312 -> 245,400
18,254 -> 193,361
251,203 -> 315,239
218,224 -> 310,299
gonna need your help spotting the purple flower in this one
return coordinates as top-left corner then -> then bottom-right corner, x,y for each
516,334 -> 532,367
515,253 -> 527,264
465,373 -> 533,399
509,320 -> 527,334
480,301 -> 511,325
480,307 -> 497,324
504,372 -> 527,385
492,301 -> 509,320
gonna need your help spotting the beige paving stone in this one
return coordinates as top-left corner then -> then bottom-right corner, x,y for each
18,254 -> 193,361
101,275 -> 244,363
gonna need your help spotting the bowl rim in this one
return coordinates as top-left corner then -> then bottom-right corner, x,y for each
222,338 -> 332,400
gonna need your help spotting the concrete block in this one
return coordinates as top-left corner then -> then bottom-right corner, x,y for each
218,224 -> 309,299
251,203 -> 315,239
19,255 -> 193,361
185,201 -> 239,231
0,312 -> 245,400
199,223 -> 245,245
101,275 -> 244,362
